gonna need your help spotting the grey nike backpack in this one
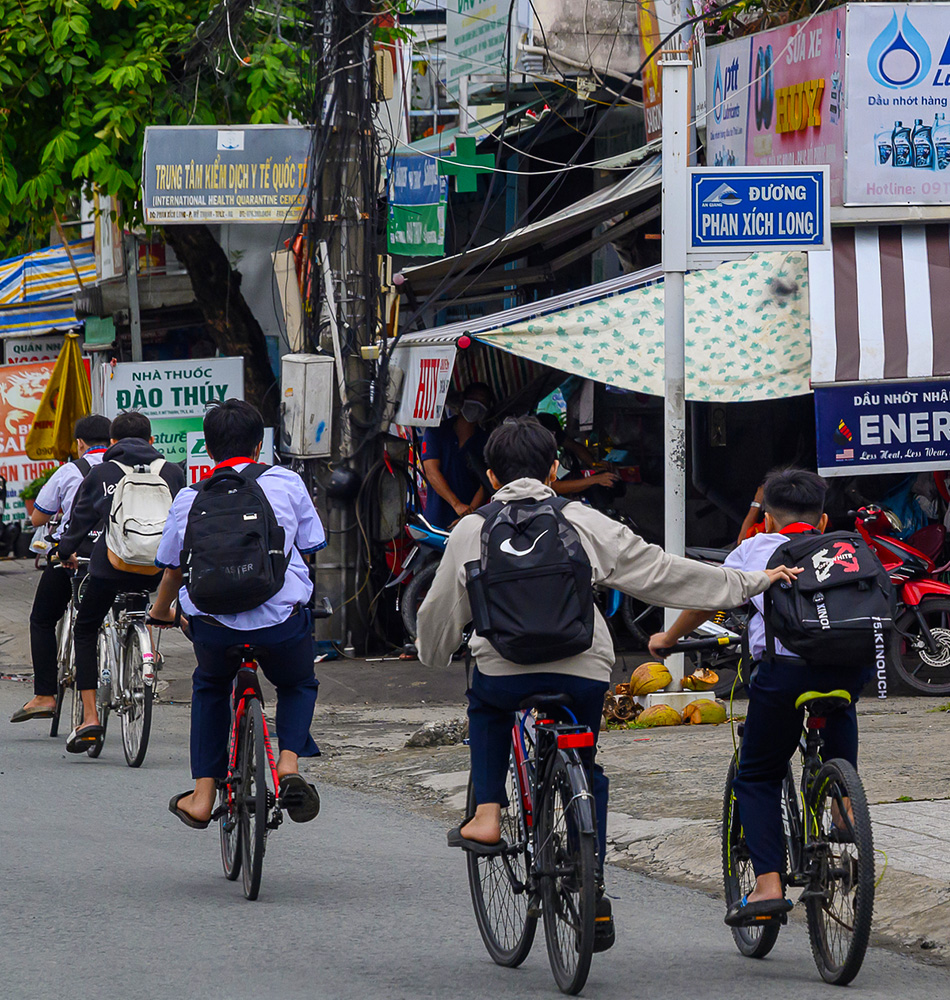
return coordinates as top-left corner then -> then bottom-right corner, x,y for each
464,497 -> 594,664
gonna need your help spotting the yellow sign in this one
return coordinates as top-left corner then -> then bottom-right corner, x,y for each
24,333 -> 91,461
776,79 -> 825,134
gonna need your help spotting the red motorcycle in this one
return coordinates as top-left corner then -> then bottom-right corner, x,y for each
855,505 -> 950,695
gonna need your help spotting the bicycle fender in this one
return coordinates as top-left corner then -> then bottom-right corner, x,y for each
562,755 -> 597,836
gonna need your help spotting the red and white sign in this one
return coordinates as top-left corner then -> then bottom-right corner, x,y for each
185,428 -> 275,484
392,344 -> 457,427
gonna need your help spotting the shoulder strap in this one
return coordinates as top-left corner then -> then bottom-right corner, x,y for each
111,461 -> 133,477
148,458 -> 166,475
74,457 -> 90,478
241,462 -> 271,482
763,589 -> 776,660
472,499 -> 504,521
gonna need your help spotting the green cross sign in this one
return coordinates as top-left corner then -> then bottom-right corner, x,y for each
437,136 -> 494,193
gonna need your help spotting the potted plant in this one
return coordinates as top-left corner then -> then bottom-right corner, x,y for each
19,467 -> 56,519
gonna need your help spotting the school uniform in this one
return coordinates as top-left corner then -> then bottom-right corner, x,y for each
155,461 -> 327,780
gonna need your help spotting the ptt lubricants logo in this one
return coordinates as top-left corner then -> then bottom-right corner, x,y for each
712,54 -> 741,124
868,11 -> 932,89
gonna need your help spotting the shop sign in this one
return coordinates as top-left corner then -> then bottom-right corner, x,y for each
689,167 -> 829,252
391,344 -> 457,427
845,2 -> 950,205
3,335 -> 66,365
387,154 -> 447,257
185,428 -> 275,484
815,378 -> 950,475
0,362 -> 57,518
142,126 -> 312,224
102,358 -> 244,420
445,0 -> 530,100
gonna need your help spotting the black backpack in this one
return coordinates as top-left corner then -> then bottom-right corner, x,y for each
764,529 -> 895,667
464,497 -> 594,665
180,464 -> 289,615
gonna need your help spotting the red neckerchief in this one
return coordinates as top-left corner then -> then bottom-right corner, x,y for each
210,456 -> 255,473
780,521 -> 821,535
83,447 -> 107,456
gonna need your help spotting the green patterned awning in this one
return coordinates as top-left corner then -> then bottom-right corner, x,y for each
477,252 -> 811,403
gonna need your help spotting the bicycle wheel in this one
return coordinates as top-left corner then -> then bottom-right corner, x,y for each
539,753 -> 596,995
721,757 -> 781,958
50,610 -> 72,739
465,760 -> 537,967
219,779 -> 242,881
86,628 -> 112,758
120,626 -> 153,768
888,598 -> 950,695
239,699 -> 268,900
619,595 -> 663,650
401,560 -> 438,640
805,759 -> 875,986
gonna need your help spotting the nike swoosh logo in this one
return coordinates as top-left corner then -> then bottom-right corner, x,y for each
499,530 -> 548,558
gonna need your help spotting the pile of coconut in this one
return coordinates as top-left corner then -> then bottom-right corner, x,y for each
602,661 -> 728,729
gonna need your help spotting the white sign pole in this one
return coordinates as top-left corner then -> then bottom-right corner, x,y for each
661,59 -> 690,687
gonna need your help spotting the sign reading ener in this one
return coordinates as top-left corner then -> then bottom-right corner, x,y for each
689,166 -> 830,253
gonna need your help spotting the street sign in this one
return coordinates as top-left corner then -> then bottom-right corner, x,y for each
186,428 -> 274,485
689,166 -> 830,253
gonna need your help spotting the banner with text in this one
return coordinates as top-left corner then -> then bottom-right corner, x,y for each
185,428 -> 275,485
0,362 -> 58,518
3,334 -> 67,365
392,344 -> 457,427
445,0 -> 530,100
101,358 -> 244,420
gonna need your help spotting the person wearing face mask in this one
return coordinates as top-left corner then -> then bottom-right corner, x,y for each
421,382 -> 492,528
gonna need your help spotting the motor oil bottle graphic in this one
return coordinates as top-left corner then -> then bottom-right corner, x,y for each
935,113 -> 950,169
892,121 -> 912,167
913,118 -> 935,169
876,127 -> 892,165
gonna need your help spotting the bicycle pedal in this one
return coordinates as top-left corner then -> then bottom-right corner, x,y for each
210,805 -> 228,822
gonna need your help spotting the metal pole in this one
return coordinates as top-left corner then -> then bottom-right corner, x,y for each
124,233 -> 143,362
662,59 -> 690,685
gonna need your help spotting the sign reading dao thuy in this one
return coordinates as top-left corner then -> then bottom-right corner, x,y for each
102,358 -> 244,420
689,166 -> 830,253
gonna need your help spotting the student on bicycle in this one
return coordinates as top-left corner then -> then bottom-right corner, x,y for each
148,399 -> 325,829
416,416 -> 799,950
58,411 -> 186,753
649,468 -> 867,927
9,415 -> 112,725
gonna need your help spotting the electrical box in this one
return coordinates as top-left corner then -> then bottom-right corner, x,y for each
280,353 -> 335,458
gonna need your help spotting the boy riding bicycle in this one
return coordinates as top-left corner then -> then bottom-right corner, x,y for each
149,399 -> 325,829
650,468 -> 872,927
416,417 -> 799,949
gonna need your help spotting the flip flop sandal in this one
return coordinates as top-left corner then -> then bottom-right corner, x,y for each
447,817 -> 508,856
10,705 -> 55,722
65,724 -> 104,754
278,774 -> 321,823
724,895 -> 793,927
168,791 -> 211,830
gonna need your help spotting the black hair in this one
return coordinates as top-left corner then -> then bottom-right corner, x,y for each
74,414 -> 111,446
463,381 -> 493,403
534,412 -> 566,447
484,416 -> 557,485
203,398 -> 264,461
110,411 -> 151,441
762,467 -> 827,525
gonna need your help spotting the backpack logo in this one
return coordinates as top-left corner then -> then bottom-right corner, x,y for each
811,541 -> 860,582
500,530 -> 547,558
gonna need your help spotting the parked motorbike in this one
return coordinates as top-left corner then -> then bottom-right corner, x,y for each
396,511 -> 450,640
854,505 -> 950,695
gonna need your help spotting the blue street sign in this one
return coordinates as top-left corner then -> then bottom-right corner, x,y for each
689,167 -> 829,253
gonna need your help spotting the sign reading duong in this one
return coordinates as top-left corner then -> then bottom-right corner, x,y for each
142,126 -> 312,224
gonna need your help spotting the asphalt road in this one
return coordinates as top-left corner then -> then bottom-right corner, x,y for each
2,683 -> 948,1000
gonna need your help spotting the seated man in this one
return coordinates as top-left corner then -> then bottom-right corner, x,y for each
649,468 -> 865,927
416,416 -> 798,950
10,414 -> 112,724
149,399 -> 326,828
58,410 -> 185,753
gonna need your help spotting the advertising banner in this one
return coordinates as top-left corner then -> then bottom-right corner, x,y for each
391,344 -> 457,427
102,358 -> 244,420
815,378 -> 950,476
845,2 -> 950,205
0,362 -> 58,518
386,154 -> 448,256
638,1 -> 685,142
2,334 -> 66,365
445,0 -> 529,101
185,428 -> 275,485
142,126 -> 312,224
706,8 -> 846,202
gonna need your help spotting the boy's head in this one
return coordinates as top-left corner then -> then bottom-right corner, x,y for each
110,411 -> 152,442
762,467 -> 828,533
203,399 -> 264,462
534,411 -> 567,447
484,416 -> 558,488
74,415 -> 111,448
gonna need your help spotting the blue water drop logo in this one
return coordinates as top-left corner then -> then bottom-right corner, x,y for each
868,11 -> 931,89
712,57 -> 724,123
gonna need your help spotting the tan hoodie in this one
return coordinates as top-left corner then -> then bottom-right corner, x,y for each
416,478 -> 772,681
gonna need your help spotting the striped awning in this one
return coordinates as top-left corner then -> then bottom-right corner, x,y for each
0,239 -> 96,306
0,299 -> 81,338
810,225 -> 950,384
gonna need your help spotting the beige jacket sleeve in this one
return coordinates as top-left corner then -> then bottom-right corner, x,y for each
416,520 -> 477,669
570,507 -> 771,610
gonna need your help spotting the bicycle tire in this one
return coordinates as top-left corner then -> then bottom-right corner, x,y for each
401,560 -> 438,640
721,757 -> 781,958
50,611 -> 72,738
465,762 -> 537,967
539,753 -> 596,996
219,780 -> 242,882
86,628 -> 112,758
619,595 -> 663,650
120,626 -> 153,768
888,599 -> 950,695
240,699 -> 268,900
805,759 -> 875,986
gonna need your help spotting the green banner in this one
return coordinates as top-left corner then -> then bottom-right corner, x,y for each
387,203 -> 446,257
150,416 -> 203,463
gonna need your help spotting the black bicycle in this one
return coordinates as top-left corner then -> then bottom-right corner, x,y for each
722,688 -> 875,985
464,693 -> 597,996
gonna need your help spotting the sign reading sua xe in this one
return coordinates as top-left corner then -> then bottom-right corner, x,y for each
689,166 -> 830,254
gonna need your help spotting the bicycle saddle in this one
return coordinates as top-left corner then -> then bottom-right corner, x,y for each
794,689 -> 852,715
518,692 -> 575,713
225,644 -> 266,665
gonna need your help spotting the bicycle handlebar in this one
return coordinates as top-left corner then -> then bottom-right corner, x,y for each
666,636 -> 741,652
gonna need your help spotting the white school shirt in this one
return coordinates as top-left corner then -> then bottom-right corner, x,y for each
33,449 -> 107,540
155,463 -> 327,630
